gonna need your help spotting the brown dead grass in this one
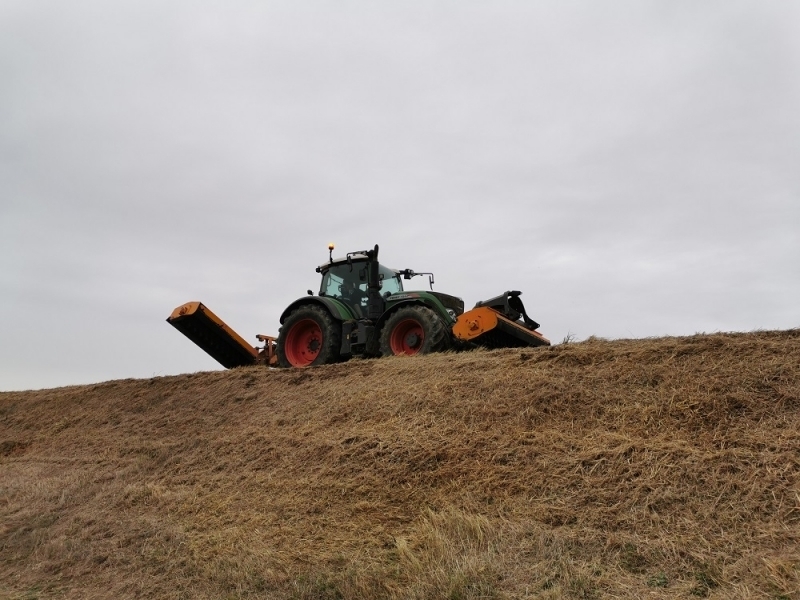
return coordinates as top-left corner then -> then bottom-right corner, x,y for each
1,330 -> 799,599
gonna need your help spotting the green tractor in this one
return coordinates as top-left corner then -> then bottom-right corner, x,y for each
277,244 -> 462,367
167,244 -> 549,369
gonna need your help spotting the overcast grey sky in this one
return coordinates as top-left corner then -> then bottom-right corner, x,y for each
1,1 -> 798,391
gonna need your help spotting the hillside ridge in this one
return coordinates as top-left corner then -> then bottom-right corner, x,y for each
1,330 -> 799,599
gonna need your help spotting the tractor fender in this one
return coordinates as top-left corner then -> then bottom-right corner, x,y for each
279,296 -> 356,324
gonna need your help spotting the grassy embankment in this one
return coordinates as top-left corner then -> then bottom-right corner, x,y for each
1,330 -> 799,599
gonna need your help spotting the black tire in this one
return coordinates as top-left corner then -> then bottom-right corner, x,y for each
277,305 -> 341,368
379,305 -> 452,357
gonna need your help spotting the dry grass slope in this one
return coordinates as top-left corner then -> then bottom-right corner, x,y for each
1,330 -> 799,599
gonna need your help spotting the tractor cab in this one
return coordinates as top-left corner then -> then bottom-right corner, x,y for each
317,253 -> 404,316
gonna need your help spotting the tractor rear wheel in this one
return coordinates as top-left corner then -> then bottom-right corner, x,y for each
379,306 -> 451,357
277,305 -> 341,368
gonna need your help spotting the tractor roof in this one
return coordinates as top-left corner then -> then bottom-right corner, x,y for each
317,254 -> 400,276
317,253 -> 368,272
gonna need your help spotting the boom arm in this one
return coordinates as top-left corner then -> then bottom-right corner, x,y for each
167,302 -> 277,368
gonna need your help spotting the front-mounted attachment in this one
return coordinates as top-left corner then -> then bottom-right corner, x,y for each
474,290 -> 540,330
453,291 -> 549,349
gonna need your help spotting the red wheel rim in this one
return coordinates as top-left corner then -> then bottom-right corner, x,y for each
389,318 -> 425,355
284,319 -> 323,366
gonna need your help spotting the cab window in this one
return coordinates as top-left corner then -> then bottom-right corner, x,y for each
378,265 -> 403,295
320,264 -> 365,299
320,263 -> 404,299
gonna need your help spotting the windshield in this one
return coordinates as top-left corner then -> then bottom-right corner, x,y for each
380,266 -> 403,295
320,263 -> 403,303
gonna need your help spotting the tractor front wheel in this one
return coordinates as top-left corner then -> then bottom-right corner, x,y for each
277,305 -> 341,368
379,306 -> 451,357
